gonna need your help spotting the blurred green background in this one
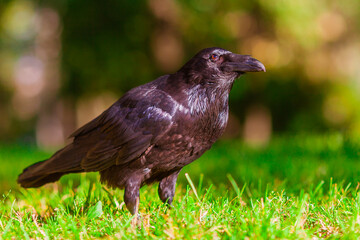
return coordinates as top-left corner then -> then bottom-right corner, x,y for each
0,1 -> 360,153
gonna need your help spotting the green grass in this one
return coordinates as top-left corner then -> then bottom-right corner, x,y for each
1,133 -> 360,239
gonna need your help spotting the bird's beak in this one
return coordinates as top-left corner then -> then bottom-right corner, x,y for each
221,53 -> 266,73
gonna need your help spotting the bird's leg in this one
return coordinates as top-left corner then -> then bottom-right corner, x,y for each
158,170 -> 181,206
124,178 -> 141,226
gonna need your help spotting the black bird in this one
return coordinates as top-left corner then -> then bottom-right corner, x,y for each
18,47 -> 265,215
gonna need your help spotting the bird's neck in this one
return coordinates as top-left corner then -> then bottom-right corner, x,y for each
163,72 -> 233,115
189,84 -> 230,115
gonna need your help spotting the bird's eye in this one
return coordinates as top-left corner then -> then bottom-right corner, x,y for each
210,54 -> 219,62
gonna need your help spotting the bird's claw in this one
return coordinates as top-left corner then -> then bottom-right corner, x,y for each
131,213 -> 142,228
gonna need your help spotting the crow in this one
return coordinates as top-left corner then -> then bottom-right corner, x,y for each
18,47 -> 265,215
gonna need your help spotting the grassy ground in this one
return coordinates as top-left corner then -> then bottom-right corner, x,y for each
1,134 -> 360,239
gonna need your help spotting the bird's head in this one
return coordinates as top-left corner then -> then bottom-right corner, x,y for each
179,47 -> 265,89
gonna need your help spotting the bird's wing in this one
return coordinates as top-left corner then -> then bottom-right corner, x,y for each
70,87 -> 175,172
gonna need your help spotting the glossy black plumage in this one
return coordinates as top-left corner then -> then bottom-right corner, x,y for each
18,47 -> 265,214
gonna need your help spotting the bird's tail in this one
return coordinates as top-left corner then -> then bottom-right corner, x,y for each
17,160 -> 67,188
17,144 -> 85,188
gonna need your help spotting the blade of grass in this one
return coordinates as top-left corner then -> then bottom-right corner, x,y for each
227,174 -> 246,199
185,173 -> 200,201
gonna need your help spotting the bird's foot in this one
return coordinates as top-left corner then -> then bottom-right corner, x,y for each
131,213 -> 142,228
